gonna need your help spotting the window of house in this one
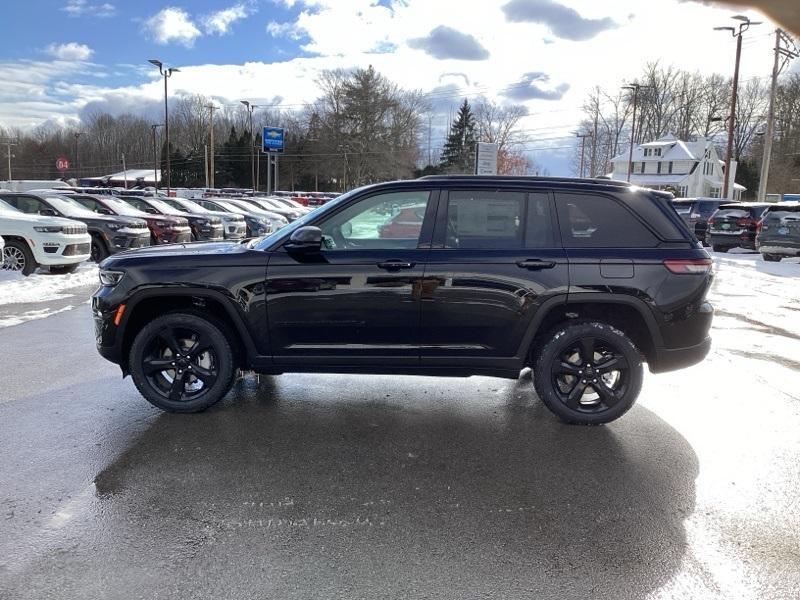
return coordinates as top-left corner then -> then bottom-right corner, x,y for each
657,162 -> 662,174
640,162 -> 646,173
668,161 -> 673,174
678,185 -> 688,198
556,193 -> 659,248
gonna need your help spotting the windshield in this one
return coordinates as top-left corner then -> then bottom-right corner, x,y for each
99,197 -> 149,217
46,195 -> 99,218
146,198 -> 185,215
169,199 -> 209,214
0,198 -> 19,213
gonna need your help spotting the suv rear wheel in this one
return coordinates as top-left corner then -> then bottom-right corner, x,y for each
130,312 -> 236,412
533,321 -> 643,425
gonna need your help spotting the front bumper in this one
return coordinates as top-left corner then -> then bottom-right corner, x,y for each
195,224 -> 225,241
224,222 -> 247,239
108,230 -> 151,253
32,232 -> 92,265
155,227 -> 192,245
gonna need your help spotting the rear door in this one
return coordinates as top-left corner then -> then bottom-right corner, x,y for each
419,188 -> 568,367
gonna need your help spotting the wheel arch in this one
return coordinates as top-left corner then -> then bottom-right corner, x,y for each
521,293 -> 663,366
117,288 -> 259,374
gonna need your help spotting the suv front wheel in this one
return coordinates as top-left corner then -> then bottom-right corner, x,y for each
533,321 -> 643,425
130,312 -> 236,412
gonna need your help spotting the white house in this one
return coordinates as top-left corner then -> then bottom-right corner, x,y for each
609,134 -> 745,200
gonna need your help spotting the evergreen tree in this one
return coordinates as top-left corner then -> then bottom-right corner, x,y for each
439,99 -> 476,173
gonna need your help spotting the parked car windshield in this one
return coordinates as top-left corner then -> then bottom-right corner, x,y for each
46,195 -> 100,218
101,197 -> 150,217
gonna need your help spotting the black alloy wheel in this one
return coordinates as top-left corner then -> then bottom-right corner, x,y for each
91,235 -> 109,263
130,312 -> 235,412
534,321 -> 643,425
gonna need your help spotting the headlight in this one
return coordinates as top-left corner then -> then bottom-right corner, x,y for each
106,223 -> 124,231
99,270 -> 125,287
33,225 -> 63,233
196,218 -> 209,226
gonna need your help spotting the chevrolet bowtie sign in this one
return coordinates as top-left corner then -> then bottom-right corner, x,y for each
262,126 -> 285,153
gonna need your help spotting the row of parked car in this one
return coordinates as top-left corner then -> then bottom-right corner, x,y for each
672,198 -> 800,262
0,187 -> 316,276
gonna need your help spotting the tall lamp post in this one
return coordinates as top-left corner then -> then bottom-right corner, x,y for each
150,124 -> 163,191
148,59 -> 179,195
714,15 -> 760,200
240,100 -> 256,193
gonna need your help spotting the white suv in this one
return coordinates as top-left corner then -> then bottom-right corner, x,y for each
0,199 -> 91,275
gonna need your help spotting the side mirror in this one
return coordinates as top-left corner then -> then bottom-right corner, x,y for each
285,225 -> 322,253
39,208 -> 56,216
98,207 -> 113,215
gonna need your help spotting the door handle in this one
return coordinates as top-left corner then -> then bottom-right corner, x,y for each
377,260 -> 415,270
516,259 -> 556,270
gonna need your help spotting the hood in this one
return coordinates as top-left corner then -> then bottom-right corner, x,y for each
72,213 -> 147,228
140,213 -> 188,226
203,210 -> 245,222
103,240 -> 249,266
0,210 -> 83,228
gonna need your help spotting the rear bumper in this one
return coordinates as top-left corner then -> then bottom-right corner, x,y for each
708,232 -> 756,249
650,336 -> 712,373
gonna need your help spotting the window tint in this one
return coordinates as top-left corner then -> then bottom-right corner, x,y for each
525,192 -> 554,248
556,193 -> 658,248
318,190 -> 430,250
445,191 -> 524,249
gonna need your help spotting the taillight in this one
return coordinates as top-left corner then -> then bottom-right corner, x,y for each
707,217 -> 715,226
663,258 -> 713,274
756,219 -> 764,233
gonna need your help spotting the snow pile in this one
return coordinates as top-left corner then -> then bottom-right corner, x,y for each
0,263 -> 98,306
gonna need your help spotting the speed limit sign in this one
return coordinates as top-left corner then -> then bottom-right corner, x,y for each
56,156 -> 70,171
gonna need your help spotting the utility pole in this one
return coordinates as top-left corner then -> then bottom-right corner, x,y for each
73,132 -> 83,182
576,132 -> 592,178
204,144 -> 209,188
148,59 -> 180,195
622,83 -> 651,182
121,153 -> 128,189
3,140 -> 16,180
758,29 -> 799,201
715,15 -> 761,200
205,104 -> 217,189
590,111 -> 598,177
151,124 -> 163,191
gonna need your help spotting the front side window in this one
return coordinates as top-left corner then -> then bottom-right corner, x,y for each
318,190 -> 431,250
556,193 -> 659,248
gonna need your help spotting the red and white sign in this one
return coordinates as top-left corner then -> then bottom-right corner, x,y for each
56,156 -> 70,171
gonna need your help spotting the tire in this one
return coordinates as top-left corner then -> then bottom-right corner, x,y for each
762,253 -> 781,262
712,245 -> 729,253
2,240 -> 38,276
533,321 -> 643,425
129,311 -> 236,413
90,235 -> 109,263
49,263 -> 79,274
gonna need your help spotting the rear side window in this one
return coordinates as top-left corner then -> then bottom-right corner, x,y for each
672,202 -> 693,215
556,193 -> 659,248
445,190 -> 525,249
696,201 -> 720,216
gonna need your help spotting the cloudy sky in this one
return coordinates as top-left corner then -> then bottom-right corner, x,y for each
1,0 -> 782,174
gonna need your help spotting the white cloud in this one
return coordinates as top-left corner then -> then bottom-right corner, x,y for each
46,42 -> 94,61
143,7 -> 202,47
267,20 -> 305,40
62,0 -> 115,18
203,3 -> 252,35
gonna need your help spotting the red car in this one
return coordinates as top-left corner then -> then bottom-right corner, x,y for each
378,206 -> 425,238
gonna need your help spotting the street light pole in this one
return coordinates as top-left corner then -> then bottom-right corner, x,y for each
149,59 -> 180,195
715,16 -> 761,200
240,100 -> 256,193
73,132 -> 83,182
576,132 -> 592,178
150,124 -> 163,191
205,104 -> 217,189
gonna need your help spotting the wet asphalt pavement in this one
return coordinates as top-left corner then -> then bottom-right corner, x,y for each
1,256 -> 800,599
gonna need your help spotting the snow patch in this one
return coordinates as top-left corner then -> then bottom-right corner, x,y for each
0,263 -> 98,305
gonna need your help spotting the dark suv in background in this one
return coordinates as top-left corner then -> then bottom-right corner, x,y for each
757,202 -> 800,261
0,192 -> 150,261
92,176 -> 713,425
672,198 -> 728,245
121,197 -> 224,242
706,202 -> 770,253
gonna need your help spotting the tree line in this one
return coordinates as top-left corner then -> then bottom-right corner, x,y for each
573,62 -> 800,196
0,66 -> 536,190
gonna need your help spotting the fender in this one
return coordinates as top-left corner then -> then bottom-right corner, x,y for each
117,285 -> 263,366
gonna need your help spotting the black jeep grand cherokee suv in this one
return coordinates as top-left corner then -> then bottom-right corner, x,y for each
92,176 -> 713,424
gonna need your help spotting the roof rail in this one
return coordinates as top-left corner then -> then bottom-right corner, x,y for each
416,174 -> 632,187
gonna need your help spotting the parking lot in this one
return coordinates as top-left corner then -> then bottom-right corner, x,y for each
1,252 -> 799,599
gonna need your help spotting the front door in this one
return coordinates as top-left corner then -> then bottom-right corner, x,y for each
266,188 -> 437,366
420,189 -> 569,368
